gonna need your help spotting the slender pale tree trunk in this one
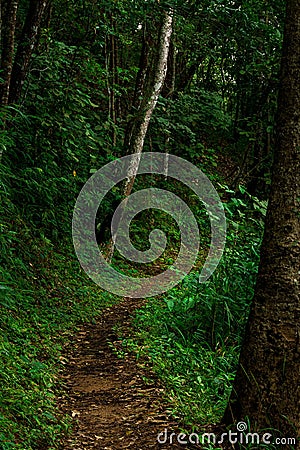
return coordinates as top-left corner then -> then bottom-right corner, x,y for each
123,9 -> 173,190
223,0 -> 300,438
106,8 -> 173,261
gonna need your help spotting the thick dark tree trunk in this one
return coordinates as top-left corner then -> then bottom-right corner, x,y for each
223,0 -> 300,439
8,0 -> 49,104
176,57 -> 198,93
0,0 -> 19,106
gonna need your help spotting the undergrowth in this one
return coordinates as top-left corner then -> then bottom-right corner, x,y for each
115,189 -> 264,428
1,120 -> 265,448
0,164 -> 116,449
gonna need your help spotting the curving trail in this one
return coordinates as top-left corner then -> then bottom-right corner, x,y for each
58,297 -> 197,449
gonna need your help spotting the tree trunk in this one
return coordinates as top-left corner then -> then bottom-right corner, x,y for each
109,13 -> 116,146
123,22 -> 152,154
104,13 -> 119,147
126,9 -> 173,159
223,0 -> 300,438
106,8 -> 173,261
161,25 -> 176,99
0,0 -> 19,106
8,0 -> 49,104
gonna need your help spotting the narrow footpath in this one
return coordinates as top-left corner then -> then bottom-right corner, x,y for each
58,297 -> 200,450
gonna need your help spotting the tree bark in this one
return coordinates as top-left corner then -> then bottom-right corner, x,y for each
129,11 -> 172,148
109,13 -> 116,146
123,22 -> 152,154
8,0 -> 49,104
0,0 -> 19,106
223,0 -> 300,438
123,8 -> 173,191
104,13 -> 119,147
106,8 -> 173,261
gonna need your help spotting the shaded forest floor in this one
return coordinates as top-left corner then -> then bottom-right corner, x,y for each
58,297 -> 206,450
55,157 -> 248,450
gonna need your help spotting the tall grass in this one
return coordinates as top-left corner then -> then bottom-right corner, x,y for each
117,191 -> 264,427
0,162 -> 116,449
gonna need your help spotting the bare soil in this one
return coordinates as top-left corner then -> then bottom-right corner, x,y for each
58,297 -> 201,449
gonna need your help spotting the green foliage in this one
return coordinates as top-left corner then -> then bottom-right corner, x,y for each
0,162 -> 117,448
0,0 -> 285,444
151,91 -> 232,162
116,187 -> 263,426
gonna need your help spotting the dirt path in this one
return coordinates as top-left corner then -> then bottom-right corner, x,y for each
58,297 -> 199,449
